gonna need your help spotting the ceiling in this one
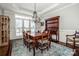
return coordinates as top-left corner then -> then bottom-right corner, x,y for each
0,3 -> 73,17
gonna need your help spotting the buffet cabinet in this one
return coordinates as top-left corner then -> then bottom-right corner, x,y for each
0,15 -> 10,56
45,16 -> 60,42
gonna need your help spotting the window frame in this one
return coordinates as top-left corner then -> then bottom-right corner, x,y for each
15,14 -> 35,37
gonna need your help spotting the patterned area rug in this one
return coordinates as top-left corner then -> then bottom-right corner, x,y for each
11,39 -> 74,56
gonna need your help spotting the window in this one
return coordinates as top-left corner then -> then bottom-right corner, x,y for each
15,14 -> 32,19
15,14 -> 35,36
24,20 -> 30,31
16,19 -> 22,36
31,20 -> 35,33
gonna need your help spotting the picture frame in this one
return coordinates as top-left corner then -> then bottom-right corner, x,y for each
40,22 -> 44,26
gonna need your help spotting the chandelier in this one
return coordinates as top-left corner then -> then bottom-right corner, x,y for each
32,3 -> 40,23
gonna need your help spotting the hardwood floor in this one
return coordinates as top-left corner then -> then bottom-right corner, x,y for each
7,40 -> 12,56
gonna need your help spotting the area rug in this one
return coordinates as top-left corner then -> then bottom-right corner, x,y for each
11,39 -> 74,56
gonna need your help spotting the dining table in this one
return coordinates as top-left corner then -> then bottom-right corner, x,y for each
27,32 -> 48,56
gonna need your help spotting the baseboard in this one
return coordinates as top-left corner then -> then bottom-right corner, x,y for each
11,38 -> 23,40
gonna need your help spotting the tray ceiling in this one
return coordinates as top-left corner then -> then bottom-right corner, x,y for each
0,3 -> 72,16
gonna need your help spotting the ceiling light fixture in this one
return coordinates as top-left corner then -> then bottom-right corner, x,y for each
32,3 -> 40,23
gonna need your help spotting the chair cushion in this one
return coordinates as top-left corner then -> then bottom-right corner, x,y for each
38,43 -> 48,50
76,34 -> 79,38
67,36 -> 75,40
68,36 -> 79,42
25,39 -> 33,43
38,40 -> 48,44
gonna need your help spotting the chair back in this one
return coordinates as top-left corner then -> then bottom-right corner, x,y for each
23,31 -> 26,39
23,31 -> 27,45
75,31 -> 79,38
26,33 -> 29,39
38,33 -> 48,44
37,32 -> 48,44
37,35 -> 42,40
43,30 -> 51,40
42,33 -> 48,40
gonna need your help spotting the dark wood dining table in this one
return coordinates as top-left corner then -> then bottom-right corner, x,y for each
27,32 -> 48,56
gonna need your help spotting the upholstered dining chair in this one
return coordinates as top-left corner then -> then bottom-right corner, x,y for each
38,32 -> 51,53
25,33 -> 34,51
23,31 -> 27,46
23,31 -> 33,51
66,31 -> 79,49
43,30 -> 51,48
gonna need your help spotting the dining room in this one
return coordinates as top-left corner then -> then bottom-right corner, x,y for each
0,3 -> 79,56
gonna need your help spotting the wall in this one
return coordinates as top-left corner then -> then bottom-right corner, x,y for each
0,9 -> 2,15
41,4 -> 79,43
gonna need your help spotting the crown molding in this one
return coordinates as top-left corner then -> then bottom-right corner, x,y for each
0,3 -> 32,16
41,3 -> 77,18
50,3 -> 77,13
0,3 -> 77,18
39,3 -> 59,15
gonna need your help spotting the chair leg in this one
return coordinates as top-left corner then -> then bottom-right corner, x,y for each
56,34 -> 57,41
24,41 -> 26,47
36,42 -> 38,50
26,42 -> 29,48
29,47 -> 31,52
49,44 -> 51,48
47,46 -> 49,51
28,44 -> 31,52
49,40 -> 51,48
41,49 -> 43,53
73,40 -> 75,49
23,43 -> 26,47
66,38 -> 68,46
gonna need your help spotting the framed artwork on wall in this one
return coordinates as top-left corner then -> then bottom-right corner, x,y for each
40,22 -> 44,26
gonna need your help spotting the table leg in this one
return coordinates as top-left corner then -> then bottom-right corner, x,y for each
33,47 -> 35,56
32,37 -> 36,56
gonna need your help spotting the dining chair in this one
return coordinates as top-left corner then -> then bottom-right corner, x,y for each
38,32 -> 51,53
23,31 -> 33,51
66,31 -> 79,49
23,31 -> 27,46
25,33 -> 34,51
